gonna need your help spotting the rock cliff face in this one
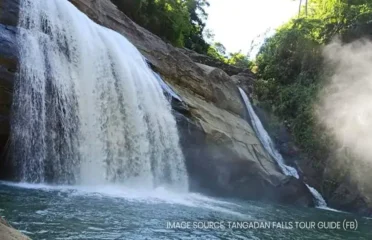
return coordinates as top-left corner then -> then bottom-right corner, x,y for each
0,0 -> 313,206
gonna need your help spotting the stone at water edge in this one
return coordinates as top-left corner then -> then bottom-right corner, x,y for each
0,217 -> 31,240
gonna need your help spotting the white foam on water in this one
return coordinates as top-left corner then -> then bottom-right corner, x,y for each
0,181 -> 247,218
87,227 -> 104,231
19,230 -> 34,235
317,207 -> 346,213
35,210 -> 49,215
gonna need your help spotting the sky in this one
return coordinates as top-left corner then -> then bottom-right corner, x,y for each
205,0 -> 299,56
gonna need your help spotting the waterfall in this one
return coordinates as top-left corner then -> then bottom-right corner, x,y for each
152,72 -> 183,102
238,88 -> 327,207
238,88 -> 299,178
306,184 -> 327,208
12,0 -> 188,191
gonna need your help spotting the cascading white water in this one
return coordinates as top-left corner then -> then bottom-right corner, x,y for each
306,184 -> 327,208
13,0 -> 188,191
238,88 -> 327,207
238,88 -> 299,178
152,72 -> 183,102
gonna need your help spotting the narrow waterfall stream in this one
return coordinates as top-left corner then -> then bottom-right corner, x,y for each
13,0 -> 188,190
152,71 -> 183,102
238,88 -> 327,208
306,184 -> 328,207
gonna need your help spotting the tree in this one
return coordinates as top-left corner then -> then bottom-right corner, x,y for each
184,0 -> 211,53
203,28 -> 215,43
207,45 -> 226,62
214,42 -> 226,56
227,51 -> 252,68
111,0 -> 211,53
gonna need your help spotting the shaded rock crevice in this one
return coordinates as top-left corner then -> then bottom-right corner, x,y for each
0,0 -> 19,181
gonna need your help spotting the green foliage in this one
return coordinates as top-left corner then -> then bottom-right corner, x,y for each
184,0 -> 210,53
213,42 -> 226,56
207,45 -> 226,62
300,0 -> 372,43
111,0 -> 210,53
227,51 -> 252,69
112,0 -> 254,68
206,42 -> 252,69
255,0 -> 372,167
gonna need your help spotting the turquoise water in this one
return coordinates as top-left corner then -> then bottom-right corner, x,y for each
0,182 -> 371,240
